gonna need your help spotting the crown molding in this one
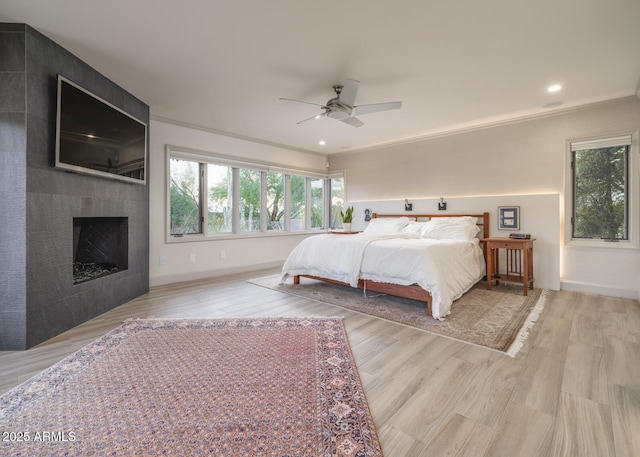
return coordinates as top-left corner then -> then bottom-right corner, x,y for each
149,114 -> 324,157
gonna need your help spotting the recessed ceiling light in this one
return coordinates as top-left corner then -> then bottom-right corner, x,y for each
318,140 -> 326,146
547,84 -> 562,93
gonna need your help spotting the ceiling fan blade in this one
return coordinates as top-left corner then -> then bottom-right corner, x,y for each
354,101 -> 402,116
297,112 -> 327,125
340,116 -> 364,128
279,97 -> 325,108
338,79 -> 360,107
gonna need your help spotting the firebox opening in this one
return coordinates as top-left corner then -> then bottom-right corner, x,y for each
73,217 -> 128,285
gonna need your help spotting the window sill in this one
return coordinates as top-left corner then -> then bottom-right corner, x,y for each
565,239 -> 639,251
166,229 -> 326,244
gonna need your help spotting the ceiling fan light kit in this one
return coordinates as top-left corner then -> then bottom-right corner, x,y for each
280,79 -> 402,128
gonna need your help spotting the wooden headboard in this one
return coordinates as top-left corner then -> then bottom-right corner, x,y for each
371,212 -> 490,240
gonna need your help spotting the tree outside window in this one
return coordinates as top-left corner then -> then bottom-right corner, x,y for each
330,176 -> 345,229
207,163 -> 232,233
239,168 -> 261,232
310,178 -> 324,229
168,148 -> 344,237
290,175 -> 306,230
267,172 -> 285,230
170,158 -> 201,235
572,141 -> 629,240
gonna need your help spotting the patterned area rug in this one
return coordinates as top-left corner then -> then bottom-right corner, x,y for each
250,275 -> 546,357
0,318 -> 383,457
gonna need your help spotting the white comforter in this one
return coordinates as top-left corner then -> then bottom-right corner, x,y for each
281,232 -> 485,319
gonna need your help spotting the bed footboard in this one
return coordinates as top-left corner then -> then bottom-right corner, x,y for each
293,274 -> 433,317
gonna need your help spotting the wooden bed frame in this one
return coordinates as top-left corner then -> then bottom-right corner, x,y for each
293,212 -> 490,317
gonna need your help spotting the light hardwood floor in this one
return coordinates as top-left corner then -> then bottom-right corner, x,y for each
1,269 -> 639,457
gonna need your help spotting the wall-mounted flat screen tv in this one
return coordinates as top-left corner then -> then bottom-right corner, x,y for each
55,75 -> 147,184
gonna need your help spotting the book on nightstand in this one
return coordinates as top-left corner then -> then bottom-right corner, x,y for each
509,233 -> 531,239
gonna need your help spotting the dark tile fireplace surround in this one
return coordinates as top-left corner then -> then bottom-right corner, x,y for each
0,24 -> 150,350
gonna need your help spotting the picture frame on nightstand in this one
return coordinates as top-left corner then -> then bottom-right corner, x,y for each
498,206 -> 520,230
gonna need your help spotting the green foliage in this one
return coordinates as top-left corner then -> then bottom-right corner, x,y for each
172,160 -> 342,233
238,169 -> 261,230
340,206 -> 354,223
266,172 -> 285,229
573,146 -> 627,239
207,164 -> 232,232
170,160 -> 201,234
309,178 -> 324,229
289,175 -> 306,227
330,178 -> 345,228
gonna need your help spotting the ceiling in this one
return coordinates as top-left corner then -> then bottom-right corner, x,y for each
2,0 -> 640,155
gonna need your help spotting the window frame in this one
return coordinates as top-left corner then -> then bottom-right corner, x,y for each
564,131 -> 639,250
166,145 -> 345,243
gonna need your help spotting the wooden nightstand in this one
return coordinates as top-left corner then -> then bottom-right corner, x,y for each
483,237 -> 535,295
329,230 -> 360,235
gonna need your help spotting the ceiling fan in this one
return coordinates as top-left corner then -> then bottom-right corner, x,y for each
280,79 -> 402,128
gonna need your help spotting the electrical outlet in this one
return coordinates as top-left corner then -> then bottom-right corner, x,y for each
189,253 -> 196,263
159,256 -> 167,265
220,250 -> 226,260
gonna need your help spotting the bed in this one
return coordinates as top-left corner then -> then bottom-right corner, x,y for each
281,212 -> 489,319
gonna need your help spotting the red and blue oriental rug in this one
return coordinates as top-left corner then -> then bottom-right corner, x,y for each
0,317 -> 383,456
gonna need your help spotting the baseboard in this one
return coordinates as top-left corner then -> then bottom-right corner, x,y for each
149,261 -> 283,287
560,279 -> 639,300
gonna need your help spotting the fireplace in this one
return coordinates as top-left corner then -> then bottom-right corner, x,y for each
73,217 -> 128,284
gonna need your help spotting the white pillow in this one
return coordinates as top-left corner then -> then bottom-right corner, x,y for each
421,217 -> 480,241
364,217 -> 411,234
401,221 -> 429,235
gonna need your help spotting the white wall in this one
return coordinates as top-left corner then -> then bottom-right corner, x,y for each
330,97 -> 640,299
148,120 -> 326,286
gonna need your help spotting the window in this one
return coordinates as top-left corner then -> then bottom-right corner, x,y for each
167,147 -> 345,240
170,158 -> 202,235
239,168 -> 262,232
329,175 -> 345,229
266,172 -> 285,231
310,177 -> 324,229
290,175 -> 306,230
571,135 -> 630,241
207,163 -> 233,233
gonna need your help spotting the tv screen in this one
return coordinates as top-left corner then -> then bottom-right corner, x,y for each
55,75 -> 147,184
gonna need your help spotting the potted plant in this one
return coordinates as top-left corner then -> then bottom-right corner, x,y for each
340,206 -> 354,232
